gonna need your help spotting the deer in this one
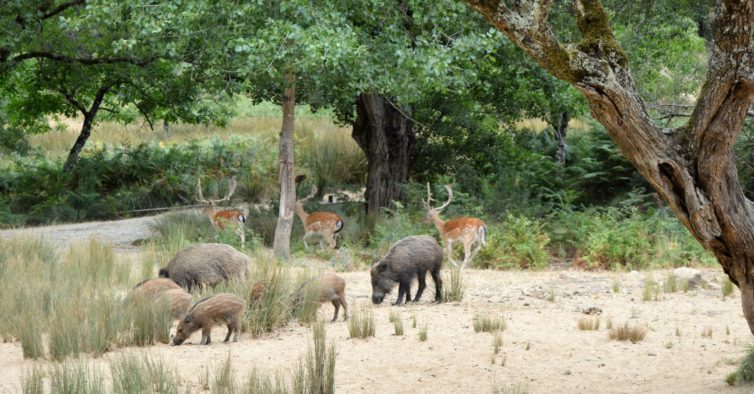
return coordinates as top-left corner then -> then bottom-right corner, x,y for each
196,178 -> 248,245
423,183 -> 486,269
295,185 -> 344,251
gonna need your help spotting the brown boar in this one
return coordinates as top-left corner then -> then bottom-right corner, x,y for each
249,280 -> 269,304
158,243 -> 250,292
131,278 -> 181,299
370,235 -> 443,305
172,293 -> 245,345
156,288 -> 193,321
294,273 -> 348,322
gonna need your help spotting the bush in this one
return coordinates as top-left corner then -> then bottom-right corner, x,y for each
477,215 -> 550,270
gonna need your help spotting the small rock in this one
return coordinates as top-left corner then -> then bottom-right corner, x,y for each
582,306 -> 602,315
648,352 -> 657,357
673,267 -> 702,289
563,370 -> 572,375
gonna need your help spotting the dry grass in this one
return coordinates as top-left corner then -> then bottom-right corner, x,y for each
348,308 -> 375,339
608,322 -> 647,343
473,314 -> 506,333
577,317 -> 600,331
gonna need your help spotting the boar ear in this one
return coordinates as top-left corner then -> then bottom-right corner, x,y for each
376,260 -> 388,272
183,315 -> 192,324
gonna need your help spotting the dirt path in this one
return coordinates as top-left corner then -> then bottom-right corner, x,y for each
0,216 -> 751,393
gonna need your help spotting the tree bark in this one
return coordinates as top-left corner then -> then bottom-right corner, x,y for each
351,93 -> 415,215
554,111 -> 569,167
273,71 -> 296,260
464,0 -> 754,333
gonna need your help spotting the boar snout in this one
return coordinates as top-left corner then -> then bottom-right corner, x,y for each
172,337 -> 185,346
372,293 -> 384,304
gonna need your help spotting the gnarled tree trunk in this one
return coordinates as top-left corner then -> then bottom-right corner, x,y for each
463,0 -> 754,333
352,92 -> 415,215
273,71 -> 296,260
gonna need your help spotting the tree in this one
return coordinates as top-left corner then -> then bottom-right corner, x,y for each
0,1 -> 233,171
463,0 -> 754,334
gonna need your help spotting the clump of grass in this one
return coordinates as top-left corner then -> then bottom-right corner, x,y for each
546,288 -> 556,303
733,345 -> 754,385
412,314 -> 417,329
726,371 -> 737,386
121,295 -> 172,347
608,322 -> 647,343
388,310 -> 400,323
442,267 -> 466,302
679,278 -> 690,293
723,278 -> 734,298
473,314 -> 506,333
247,267 -> 294,336
418,323 -> 428,341
394,319 -> 404,336
212,353 -> 237,394
48,360 -> 105,394
110,353 -> 179,394
701,327 -> 713,338
492,381 -> 528,394
642,277 -> 660,302
663,273 -> 677,293
577,317 -> 600,331
611,277 -> 621,293
294,273 -> 324,325
243,369 -> 288,394
22,366 -> 45,394
493,333 -> 503,355
664,338 -> 673,349
293,320 -> 337,394
606,318 -> 613,330
348,308 -> 375,339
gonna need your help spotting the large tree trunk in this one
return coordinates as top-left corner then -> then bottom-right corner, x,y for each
352,93 -> 415,215
554,111 -> 569,167
464,0 -> 754,333
273,71 -> 296,260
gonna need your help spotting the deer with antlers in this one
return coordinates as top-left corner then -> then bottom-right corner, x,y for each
295,185 -> 344,251
424,184 -> 486,268
196,178 -> 248,245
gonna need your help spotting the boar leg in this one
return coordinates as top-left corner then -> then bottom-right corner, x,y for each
395,276 -> 411,306
340,298 -> 348,321
201,327 -> 212,345
431,268 -> 443,303
331,301 -> 339,322
414,270 -> 427,302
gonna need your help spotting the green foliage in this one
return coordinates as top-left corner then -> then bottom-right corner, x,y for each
477,215 -> 550,270
735,345 -> 754,385
110,353 -> 180,394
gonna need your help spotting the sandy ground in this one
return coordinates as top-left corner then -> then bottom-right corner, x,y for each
0,216 -> 751,393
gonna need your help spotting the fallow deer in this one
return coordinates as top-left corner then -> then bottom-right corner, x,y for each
424,184 -> 486,268
295,185 -> 344,250
196,178 -> 248,245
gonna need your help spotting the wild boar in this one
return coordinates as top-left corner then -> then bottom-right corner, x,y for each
248,280 -> 269,304
294,273 -> 348,322
158,243 -> 250,292
172,293 -> 245,345
370,235 -> 443,305
156,288 -> 193,321
130,278 -> 181,299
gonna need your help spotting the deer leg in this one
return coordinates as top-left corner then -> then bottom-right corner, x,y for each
462,240 -> 472,269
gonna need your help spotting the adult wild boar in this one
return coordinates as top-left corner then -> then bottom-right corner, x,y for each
370,235 -> 443,305
158,243 -> 250,292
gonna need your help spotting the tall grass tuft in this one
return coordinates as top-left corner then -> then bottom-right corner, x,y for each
348,308 -> 375,339
242,369 -> 289,394
121,295 -> 173,347
211,353 -> 238,394
48,360 -> 105,394
473,314 -> 506,333
110,352 -> 179,394
21,366 -> 45,394
418,323 -> 428,341
608,322 -> 647,343
294,273 -> 324,325
577,317 -> 600,331
394,319 -> 404,336
443,267 -> 466,302
664,273 -> 677,293
723,277 -> 734,299
734,345 -> 754,384
293,320 -> 337,394
246,267 -> 294,336
642,277 -> 660,302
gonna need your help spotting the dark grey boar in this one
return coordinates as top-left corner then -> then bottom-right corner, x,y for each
158,243 -> 250,292
370,235 -> 443,305
294,273 -> 348,322
172,293 -> 245,345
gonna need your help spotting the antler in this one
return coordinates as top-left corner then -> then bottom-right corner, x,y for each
196,177 -> 237,204
298,185 -> 318,204
424,183 -> 453,212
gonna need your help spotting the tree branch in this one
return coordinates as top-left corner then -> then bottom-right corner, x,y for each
10,51 -> 153,66
41,0 -> 87,20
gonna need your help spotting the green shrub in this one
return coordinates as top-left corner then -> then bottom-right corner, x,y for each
477,215 -> 550,270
